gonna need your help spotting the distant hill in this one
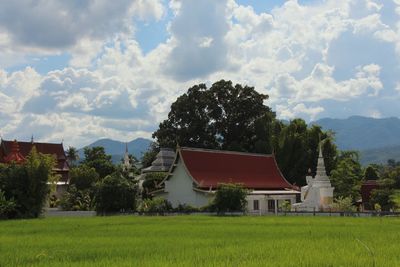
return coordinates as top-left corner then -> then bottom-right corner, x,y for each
78,138 -> 152,163
314,116 -> 400,150
313,116 -> 400,165
359,145 -> 400,165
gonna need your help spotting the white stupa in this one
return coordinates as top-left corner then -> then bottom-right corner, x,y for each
293,145 -> 334,211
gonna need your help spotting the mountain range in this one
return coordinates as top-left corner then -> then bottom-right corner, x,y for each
78,138 -> 152,163
314,116 -> 400,165
78,116 -> 400,166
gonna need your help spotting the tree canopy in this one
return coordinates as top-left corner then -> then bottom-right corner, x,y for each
82,146 -> 115,179
153,80 -> 273,151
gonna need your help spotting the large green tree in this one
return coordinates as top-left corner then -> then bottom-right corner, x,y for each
370,165 -> 400,211
82,147 -> 115,179
330,151 -> 363,200
66,146 -> 79,167
273,119 -> 337,186
153,80 -> 273,151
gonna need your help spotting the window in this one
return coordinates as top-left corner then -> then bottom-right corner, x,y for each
268,199 -> 275,212
253,200 -> 259,211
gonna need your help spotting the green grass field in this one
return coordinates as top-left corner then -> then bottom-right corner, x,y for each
0,215 -> 399,267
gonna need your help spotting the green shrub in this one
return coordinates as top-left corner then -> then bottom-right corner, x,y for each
49,195 -> 60,208
141,172 -> 166,199
213,183 -> 247,214
95,174 -> 137,214
174,203 -> 199,213
60,185 -> 93,211
0,190 -> 16,219
69,165 -> 99,191
138,197 -> 172,214
331,197 -> 356,212
279,200 -> 291,212
0,148 -> 56,218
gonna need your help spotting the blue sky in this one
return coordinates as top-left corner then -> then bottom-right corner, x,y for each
0,0 -> 399,147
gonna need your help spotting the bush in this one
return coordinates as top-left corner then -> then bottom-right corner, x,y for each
49,195 -> 60,208
95,174 -> 137,214
138,198 -> 172,214
174,203 -> 199,213
331,197 -> 356,212
279,200 -> 291,212
60,185 -> 93,211
0,190 -> 16,219
141,172 -> 166,199
0,148 -> 56,218
69,165 -> 99,191
213,183 -> 247,214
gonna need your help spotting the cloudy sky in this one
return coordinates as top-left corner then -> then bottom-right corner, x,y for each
0,0 -> 399,148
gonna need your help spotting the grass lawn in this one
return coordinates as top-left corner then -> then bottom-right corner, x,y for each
0,215 -> 399,266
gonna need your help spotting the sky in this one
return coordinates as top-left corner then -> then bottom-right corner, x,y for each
0,0 -> 400,148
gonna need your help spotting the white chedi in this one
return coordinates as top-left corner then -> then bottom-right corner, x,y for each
293,146 -> 334,211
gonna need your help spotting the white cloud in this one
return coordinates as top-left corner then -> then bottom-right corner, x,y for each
131,0 -> 165,22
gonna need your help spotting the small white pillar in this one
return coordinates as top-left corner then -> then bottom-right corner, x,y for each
274,199 -> 278,215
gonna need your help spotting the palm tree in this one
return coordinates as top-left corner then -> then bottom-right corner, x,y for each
66,146 -> 79,167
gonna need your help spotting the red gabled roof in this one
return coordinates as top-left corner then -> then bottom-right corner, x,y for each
0,139 -> 69,171
178,147 -> 295,190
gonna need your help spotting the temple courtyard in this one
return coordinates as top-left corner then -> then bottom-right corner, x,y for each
0,215 -> 399,266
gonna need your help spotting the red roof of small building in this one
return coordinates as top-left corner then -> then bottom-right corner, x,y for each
0,139 -> 70,182
178,147 -> 295,190
3,140 -> 25,164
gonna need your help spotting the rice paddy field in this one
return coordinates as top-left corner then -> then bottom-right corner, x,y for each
0,215 -> 399,267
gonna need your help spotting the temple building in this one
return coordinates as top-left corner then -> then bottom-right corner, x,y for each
293,146 -> 334,211
0,139 -> 70,196
153,147 -> 300,213
141,148 -> 175,173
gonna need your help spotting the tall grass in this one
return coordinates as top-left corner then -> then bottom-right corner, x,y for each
0,216 -> 399,266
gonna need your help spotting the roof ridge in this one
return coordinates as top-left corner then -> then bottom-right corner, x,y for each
180,147 -> 274,158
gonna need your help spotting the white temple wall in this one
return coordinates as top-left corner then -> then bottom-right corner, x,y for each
163,160 -> 212,208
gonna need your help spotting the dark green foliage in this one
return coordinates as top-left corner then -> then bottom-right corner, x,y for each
330,151 -> 363,200
370,165 -> 400,210
0,148 -> 56,218
153,80 -> 272,151
141,172 -> 166,199
66,146 -> 79,167
0,189 -> 16,219
174,203 -> 199,213
213,183 -> 247,213
138,197 -> 173,214
364,165 -> 379,180
141,142 -> 160,168
253,112 -> 275,154
60,185 -> 93,211
82,146 -> 115,179
274,120 -> 337,185
95,173 -> 137,214
69,165 -> 100,191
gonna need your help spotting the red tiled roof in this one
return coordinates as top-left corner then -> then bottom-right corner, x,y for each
0,139 -> 69,182
179,147 -> 295,190
3,140 -> 25,163
1,140 -> 66,167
